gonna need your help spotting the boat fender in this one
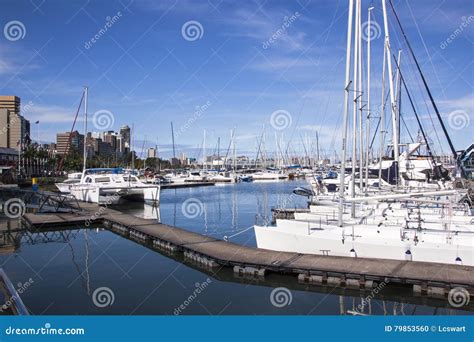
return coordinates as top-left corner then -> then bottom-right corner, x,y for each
455,257 -> 462,265
350,248 -> 356,258
405,250 -> 412,261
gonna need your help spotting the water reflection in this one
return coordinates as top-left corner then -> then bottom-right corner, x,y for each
0,181 -> 471,315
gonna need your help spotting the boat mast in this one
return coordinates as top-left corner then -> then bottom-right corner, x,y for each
131,124 -> 135,170
170,122 -> 176,162
217,136 -> 220,170
378,39 -> 387,186
357,0 -> 364,193
203,129 -> 206,170
338,0 -> 354,227
394,50 -> 403,186
83,86 -> 88,172
350,0 -> 360,218
382,0 -> 400,188
365,6 -> 374,192
232,129 -> 236,173
316,130 -> 320,169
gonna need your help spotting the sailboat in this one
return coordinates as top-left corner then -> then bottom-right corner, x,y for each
58,87 -> 161,205
254,0 -> 473,266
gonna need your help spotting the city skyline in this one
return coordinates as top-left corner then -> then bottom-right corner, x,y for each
0,0 -> 472,159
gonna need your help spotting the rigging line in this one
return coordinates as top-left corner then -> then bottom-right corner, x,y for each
370,117 -> 380,149
57,90 -> 85,172
388,0 -> 457,161
401,38 -> 444,155
399,112 -> 414,143
392,53 -> 437,165
386,3 -> 442,155
404,0 -> 447,101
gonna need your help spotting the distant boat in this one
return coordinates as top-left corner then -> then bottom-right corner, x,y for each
67,168 -> 160,205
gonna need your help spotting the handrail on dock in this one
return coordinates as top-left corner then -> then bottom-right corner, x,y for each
0,268 -> 29,315
0,188 -> 81,213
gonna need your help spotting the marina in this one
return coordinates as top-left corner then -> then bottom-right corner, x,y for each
0,0 -> 472,330
0,180 -> 471,315
22,204 -> 474,294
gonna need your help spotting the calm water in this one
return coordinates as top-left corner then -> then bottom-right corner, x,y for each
0,181 -> 470,315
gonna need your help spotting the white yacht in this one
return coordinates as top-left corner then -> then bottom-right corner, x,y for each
254,0 -> 473,267
66,168 -> 160,205
251,170 -> 288,181
55,172 -> 82,193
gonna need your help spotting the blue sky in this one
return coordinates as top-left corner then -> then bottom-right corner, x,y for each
0,0 -> 472,159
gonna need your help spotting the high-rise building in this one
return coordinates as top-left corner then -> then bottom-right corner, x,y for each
103,131 -> 117,151
0,96 -> 30,150
0,96 -> 20,115
120,125 -> 131,153
147,148 -> 156,159
56,131 -> 84,155
0,108 -> 8,148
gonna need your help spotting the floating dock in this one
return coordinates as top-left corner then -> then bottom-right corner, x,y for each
160,182 -> 215,189
22,205 -> 474,300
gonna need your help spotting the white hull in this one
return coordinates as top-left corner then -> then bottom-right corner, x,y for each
254,222 -> 473,266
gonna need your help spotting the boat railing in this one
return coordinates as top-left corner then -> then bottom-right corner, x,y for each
0,268 -> 29,315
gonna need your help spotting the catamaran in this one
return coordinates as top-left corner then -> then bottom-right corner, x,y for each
56,87 -> 160,205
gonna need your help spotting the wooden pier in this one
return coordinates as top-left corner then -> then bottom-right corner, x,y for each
22,205 -> 474,300
160,182 -> 215,190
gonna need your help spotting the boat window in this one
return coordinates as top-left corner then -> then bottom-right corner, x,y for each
94,177 -> 111,183
85,177 -> 92,183
123,176 -> 138,182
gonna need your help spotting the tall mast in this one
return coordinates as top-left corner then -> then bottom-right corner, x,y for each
338,0 -> 354,227
350,0 -> 360,217
316,130 -> 320,169
131,124 -> 134,170
379,40 -> 387,185
382,0 -> 399,187
83,86 -> 88,172
365,6 -> 374,192
170,122 -> 176,161
217,136 -> 220,170
388,0 -> 458,163
203,129 -> 206,170
394,50 -> 402,171
232,129 -> 236,173
357,0 -> 364,192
